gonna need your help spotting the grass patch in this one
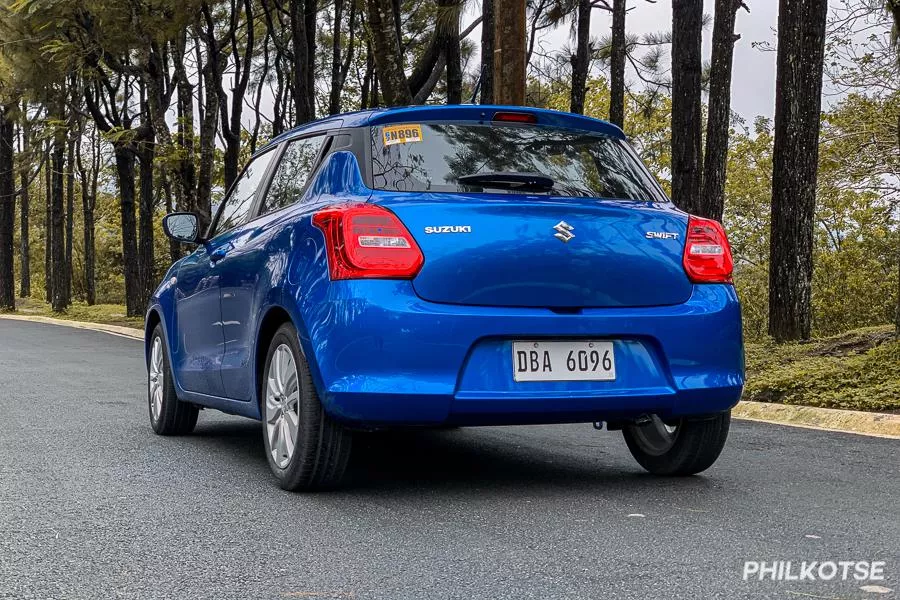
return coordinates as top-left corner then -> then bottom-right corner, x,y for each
745,326 -> 900,413
11,297 -> 143,330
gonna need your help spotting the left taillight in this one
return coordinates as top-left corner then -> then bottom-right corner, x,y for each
312,204 -> 424,280
682,215 -> 734,283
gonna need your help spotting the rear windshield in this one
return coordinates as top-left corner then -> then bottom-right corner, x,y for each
370,122 -> 666,201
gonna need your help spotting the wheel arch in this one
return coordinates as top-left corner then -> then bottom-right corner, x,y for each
144,307 -> 164,365
254,305 -> 296,410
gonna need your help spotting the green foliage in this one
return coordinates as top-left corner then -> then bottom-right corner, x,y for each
745,326 -> 900,411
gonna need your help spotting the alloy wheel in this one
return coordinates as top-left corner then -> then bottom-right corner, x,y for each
265,344 -> 301,469
148,336 -> 164,422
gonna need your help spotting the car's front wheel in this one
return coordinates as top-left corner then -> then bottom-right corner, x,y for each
623,412 -> 730,476
261,322 -> 352,491
147,325 -> 199,435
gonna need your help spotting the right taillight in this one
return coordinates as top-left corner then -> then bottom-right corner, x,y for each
682,215 -> 734,283
312,203 -> 424,280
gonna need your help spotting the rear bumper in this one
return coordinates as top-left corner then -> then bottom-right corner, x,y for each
294,282 -> 743,427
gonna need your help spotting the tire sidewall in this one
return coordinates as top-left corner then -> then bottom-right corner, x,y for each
623,412 -> 731,476
148,324 -> 198,435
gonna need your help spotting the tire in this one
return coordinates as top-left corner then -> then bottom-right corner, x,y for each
623,411 -> 730,476
261,322 -> 352,491
147,325 -> 199,436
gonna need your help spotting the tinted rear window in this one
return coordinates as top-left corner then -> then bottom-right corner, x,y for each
371,123 -> 666,201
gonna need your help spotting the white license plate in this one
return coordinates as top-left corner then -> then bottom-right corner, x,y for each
512,341 -> 616,382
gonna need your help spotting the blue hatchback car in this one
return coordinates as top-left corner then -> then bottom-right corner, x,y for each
146,105 -> 743,491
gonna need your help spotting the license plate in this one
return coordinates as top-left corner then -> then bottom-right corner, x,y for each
512,340 -> 616,382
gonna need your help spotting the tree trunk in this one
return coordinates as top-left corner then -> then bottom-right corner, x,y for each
288,0 -> 316,123
700,0 -> 743,222
0,105 -> 15,311
44,141 -> 51,302
173,31 -> 197,215
65,134 -> 75,301
251,29 -> 271,152
328,0 -> 345,115
480,0 -> 495,103
444,0 -> 463,104
221,125 -> 241,192
50,129 -> 69,313
608,0 -> 627,128
19,166 -> 30,299
76,136 -> 97,306
272,48 -> 286,135
162,173 -> 180,265
671,0 -> 704,213
325,0 -> 358,113
768,0 -> 827,342
197,36 -> 219,232
494,0 -> 526,105
137,141 -> 155,310
361,42 -> 374,110
569,0 -> 591,114
367,0 -> 413,106
18,106 -> 31,299
114,146 -> 142,317
894,203 -> 899,336
219,0 -> 254,189
305,0 -> 317,102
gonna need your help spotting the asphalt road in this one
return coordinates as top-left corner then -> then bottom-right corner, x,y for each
0,319 -> 897,600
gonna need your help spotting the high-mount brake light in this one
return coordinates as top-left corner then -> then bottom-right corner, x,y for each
682,215 -> 734,283
492,112 -> 538,124
312,204 -> 424,280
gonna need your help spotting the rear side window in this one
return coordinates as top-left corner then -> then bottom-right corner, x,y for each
211,148 -> 277,237
371,123 -> 665,202
260,135 -> 327,216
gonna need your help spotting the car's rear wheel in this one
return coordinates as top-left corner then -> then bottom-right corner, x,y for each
147,325 -> 199,435
261,322 -> 352,491
623,412 -> 730,476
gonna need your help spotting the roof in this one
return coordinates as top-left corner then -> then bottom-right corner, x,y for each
261,104 -> 626,151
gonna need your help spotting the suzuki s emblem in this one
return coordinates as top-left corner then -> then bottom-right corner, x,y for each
553,221 -> 575,243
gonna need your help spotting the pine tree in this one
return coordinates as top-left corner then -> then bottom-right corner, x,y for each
0,103 -> 15,311
701,0 -> 748,222
671,0 -> 704,214
768,0 -> 828,341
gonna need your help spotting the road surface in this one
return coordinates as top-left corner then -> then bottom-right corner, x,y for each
0,319 -> 897,599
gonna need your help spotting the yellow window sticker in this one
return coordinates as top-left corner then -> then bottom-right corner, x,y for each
383,124 -> 423,146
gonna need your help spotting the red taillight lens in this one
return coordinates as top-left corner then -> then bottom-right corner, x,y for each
682,215 -> 734,283
492,111 -> 537,124
312,204 -> 424,280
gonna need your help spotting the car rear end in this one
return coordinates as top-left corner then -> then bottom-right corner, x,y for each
301,107 -> 743,428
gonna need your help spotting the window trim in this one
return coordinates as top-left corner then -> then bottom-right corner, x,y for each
207,145 -> 280,240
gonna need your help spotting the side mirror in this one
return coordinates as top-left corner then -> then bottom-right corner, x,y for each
162,212 -> 203,244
